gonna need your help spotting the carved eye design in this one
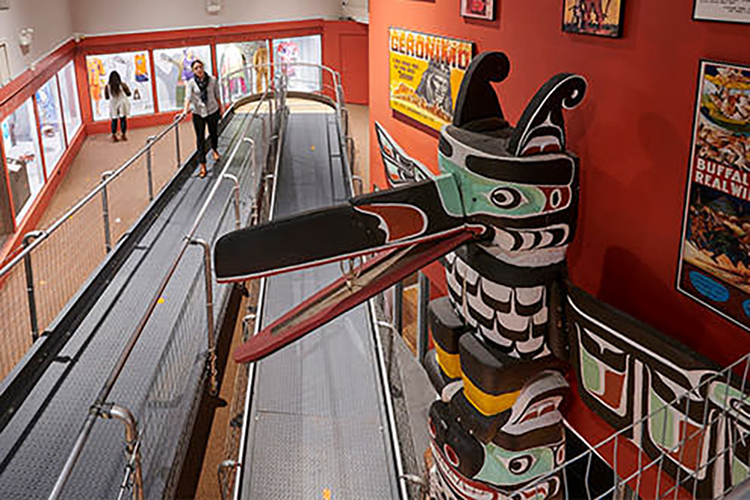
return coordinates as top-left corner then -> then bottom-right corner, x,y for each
550,188 -> 562,209
443,444 -> 460,468
508,455 -> 534,475
428,417 -> 437,439
556,444 -> 566,466
490,188 -> 525,209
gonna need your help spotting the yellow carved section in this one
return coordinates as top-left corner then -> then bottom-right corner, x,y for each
435,344 -> 461,379
463,376 -> 520,417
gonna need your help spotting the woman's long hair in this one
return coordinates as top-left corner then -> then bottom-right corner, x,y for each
108,71 -> 122,97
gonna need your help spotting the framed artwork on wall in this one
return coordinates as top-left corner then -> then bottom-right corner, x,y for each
461,0 -> 495,20
677,60 -> 750,332
693,0 -> 750,24
562,0 -> 625,38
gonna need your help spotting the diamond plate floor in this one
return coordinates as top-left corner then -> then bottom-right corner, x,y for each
238,111 -> 401,499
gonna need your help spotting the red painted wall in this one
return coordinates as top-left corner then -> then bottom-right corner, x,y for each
324,21 -> 369,104
369,2 -> 750,368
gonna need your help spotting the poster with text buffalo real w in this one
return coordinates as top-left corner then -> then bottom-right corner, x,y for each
389,28 -> 473,132
678,60 -> 750,332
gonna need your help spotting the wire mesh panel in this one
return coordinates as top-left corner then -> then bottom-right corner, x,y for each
107,155 -> 151,245
517,353 -> 750,500
31,197 -> 107,331
0,262 -> 32,380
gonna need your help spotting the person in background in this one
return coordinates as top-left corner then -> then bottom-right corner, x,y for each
105,71 -> 131,142
182,59 -> 221,178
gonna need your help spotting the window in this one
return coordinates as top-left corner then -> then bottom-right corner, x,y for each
35,77 -> 65,174
272,35 -> 322,93
58,60 -> 82,138
86,51 -> 155,121
1,99 -> 44,222
154,45 -> 213,112
216,41 -> 270,103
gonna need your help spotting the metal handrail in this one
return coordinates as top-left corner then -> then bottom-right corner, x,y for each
0,114 -> 184,278
48,86 -> 274,500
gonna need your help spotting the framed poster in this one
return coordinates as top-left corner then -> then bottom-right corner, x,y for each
388,28 -> 473,132
86,51 -> 154,121
217,41 -> 270,103
677,60 -> 750,332
562,0 -> 625,38
694,0 -> 750,23
273,35 -> 322,93
461,0 -> 495,20
154,45 -> 213,112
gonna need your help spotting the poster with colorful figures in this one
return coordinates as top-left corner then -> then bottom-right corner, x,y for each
388,28 -> 473,132
677,60 -> 750,332
154,46 -> 213,112
86,51 -> 154,121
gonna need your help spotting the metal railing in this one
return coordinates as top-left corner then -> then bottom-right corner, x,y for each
0,113 -> 187,382
47,82 -> 280,500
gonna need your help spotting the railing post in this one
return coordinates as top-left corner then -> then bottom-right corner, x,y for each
146,136 -> 155,202
222,173 -> 242,231
101,171 -> 113,252
101,404 -> 144,500
394,281 -> 403,337
190,238 -> 218,396
174,115 -> 182,169
22,230 -> 44,342
218,460 -> 239,500
417,272 -> 430,364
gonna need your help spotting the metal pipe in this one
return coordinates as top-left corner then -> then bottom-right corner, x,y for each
417,272 -> 430,364
101,404 -> 144,500
394,281 -> 403,337
101,171 -> 113,252
174,114 -> 182,168
146,136 -> 155,202
222,174 -> 242,230
191,238 -> 218,396
218,460 -> 239,500
23,230 -> 44,341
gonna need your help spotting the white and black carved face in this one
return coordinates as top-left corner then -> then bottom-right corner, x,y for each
438,52 -> 587,254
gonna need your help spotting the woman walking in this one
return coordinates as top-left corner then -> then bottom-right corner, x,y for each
182,59 -> 221,178
105,71 -> 131,142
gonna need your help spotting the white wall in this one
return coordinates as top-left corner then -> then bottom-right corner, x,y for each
0,0 -> 74,80
70,0 -> 345,35
342,0 -> 368,23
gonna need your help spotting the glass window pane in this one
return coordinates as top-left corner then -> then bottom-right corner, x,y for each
58,60 -> 82,139
86,51 -> 155,121
1,99 -> 44,222
216,41 -> 270,103
273,35 -> 322,93
154,45 -> 213,112
36,77 -> 65,174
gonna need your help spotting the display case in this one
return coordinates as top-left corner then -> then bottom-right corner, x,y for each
1,98 -> 44,222
86,51 -> 155,121
216,40 -> 270,103
273,35 -> 322,93
58,60 -> 82,139
154,45 -> 213,112
35,77 -> 66,175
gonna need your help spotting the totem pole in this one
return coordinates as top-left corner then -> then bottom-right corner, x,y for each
376,51 -> 584,499
214,51 -> 750,499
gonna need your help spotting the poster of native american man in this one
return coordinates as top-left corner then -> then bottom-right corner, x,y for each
562,0 -> 625,37
678,60 -> 750,332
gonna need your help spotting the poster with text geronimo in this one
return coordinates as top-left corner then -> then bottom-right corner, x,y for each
678,60 -> 750,332
388,28 -> 473,132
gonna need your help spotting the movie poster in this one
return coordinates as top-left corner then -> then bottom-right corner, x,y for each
677,60 -> 750,331
389,28 -> 473,132
562,0 -> 625,38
